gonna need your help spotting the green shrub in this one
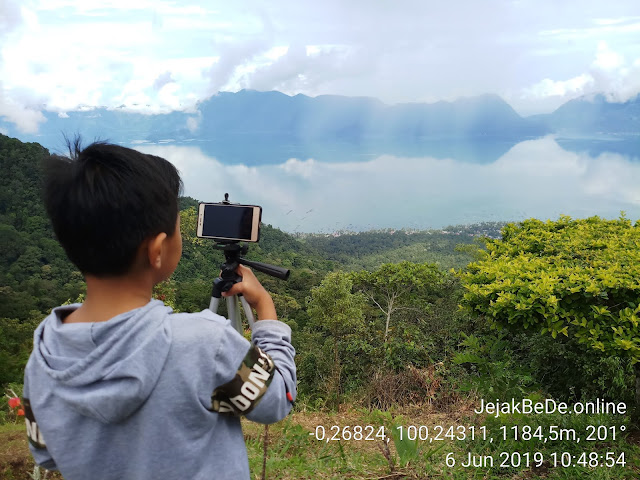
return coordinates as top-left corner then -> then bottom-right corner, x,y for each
453,331 -> 538,399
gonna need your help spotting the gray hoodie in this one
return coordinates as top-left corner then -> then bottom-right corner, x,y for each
23,300 -> 296,480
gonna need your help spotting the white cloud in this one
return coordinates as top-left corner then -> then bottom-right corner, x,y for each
519,41 -> 640,113
280,158 -> 315,179
0,94 -> 46,133
36,0 -> 156,12
0,0 -> 23,35
0,0 -> 45,132
156,83 -> 182,111
204,28 -> 277,94
593,17 -> 640,26
1,0 -> 640,130
523,74 -> 594,98
185,115 -> 201,134
593,41 -> 625,70
153,71 -> 174,91
0,0 -> 220,122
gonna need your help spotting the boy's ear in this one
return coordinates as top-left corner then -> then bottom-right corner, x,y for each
147,232 -> 168,270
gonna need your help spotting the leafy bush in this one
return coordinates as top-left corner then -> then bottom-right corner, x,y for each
460,215 -> 640,414
461,215 -> 640,361
453,331 -> 538,399
513,331 -> 634,404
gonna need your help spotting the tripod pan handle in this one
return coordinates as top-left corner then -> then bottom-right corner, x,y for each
239,258 -> 290,280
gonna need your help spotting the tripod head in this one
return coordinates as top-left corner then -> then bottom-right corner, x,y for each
211,241 -> 290,299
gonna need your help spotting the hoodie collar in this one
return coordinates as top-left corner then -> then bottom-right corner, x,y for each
34,300 -> 173,423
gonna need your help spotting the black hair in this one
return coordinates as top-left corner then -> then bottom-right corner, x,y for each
43,138 -> 183,276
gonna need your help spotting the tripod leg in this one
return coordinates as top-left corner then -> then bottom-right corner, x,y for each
209,297 -> 220,313
239,295 -> 255,328
208,278 -> 253,334
226,295 -> 242,333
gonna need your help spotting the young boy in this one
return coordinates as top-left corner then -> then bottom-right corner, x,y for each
23,141 -> 296,480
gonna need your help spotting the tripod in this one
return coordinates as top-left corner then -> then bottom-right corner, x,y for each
208,242 -> 290,333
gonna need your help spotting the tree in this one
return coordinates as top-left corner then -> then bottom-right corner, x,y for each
271,292 -> 301,320
351,262 -> 444,344
0,317 -> 41,386
305,271 -> 366,404
460,215 -> 640,411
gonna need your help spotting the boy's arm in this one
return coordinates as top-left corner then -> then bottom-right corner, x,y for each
245,319 -> 296,423
23,374 -> 58,471
209,319 -> 296,423
214,265 -> 296,423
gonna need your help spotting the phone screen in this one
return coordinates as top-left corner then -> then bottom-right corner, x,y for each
197,203 -> 261,242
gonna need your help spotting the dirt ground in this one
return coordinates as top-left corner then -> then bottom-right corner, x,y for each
0,425 -> 62,479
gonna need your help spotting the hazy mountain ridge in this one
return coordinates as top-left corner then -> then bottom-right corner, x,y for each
531,93 -> 640,136
196,90 -> 547,140
2,90 -> 637,159
3,90 -> 550,149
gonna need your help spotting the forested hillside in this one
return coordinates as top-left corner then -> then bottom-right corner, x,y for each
301,222 -> 503,271
0,136 -> 85,321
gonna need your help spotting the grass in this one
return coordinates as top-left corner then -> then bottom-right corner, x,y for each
243,402 -> 640,480
1,402 -> 639,479
0,423 -> 63,480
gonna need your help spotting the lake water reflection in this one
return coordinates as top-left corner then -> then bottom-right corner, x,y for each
136,135 -> 640,233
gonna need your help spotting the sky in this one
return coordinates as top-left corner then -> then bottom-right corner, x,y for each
1,0 -> 640,134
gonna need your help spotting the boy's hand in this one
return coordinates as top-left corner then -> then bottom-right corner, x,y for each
222,265 -> 277,320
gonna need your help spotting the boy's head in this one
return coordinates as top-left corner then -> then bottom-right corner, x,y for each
43,139 -> 183,277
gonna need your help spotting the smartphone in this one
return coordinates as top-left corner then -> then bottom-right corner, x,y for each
196,203 -> 262,242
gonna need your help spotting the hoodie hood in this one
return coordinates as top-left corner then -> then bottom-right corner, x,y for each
33,300 -> 172,424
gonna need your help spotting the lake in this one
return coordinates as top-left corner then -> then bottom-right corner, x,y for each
134,135 -> 640,233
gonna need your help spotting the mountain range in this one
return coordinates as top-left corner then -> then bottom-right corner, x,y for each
1,90 -> 638,159
531,93 -> 640,136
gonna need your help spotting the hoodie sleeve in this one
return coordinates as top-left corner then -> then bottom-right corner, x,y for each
23,374 -> 58,471
209,319 -> 296,424
246,320 -> 296,424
